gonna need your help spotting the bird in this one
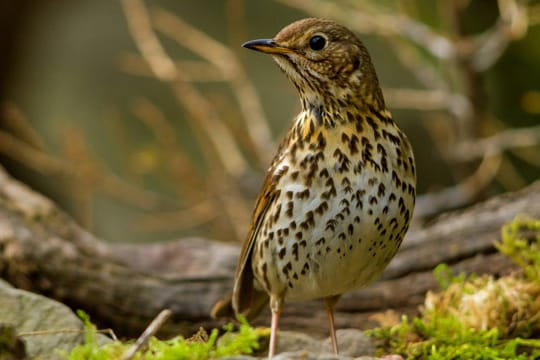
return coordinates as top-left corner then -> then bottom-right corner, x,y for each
211,18 -> 416,358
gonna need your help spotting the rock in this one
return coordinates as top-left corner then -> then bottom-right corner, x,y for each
220,328 -> 378,359
274,329 -> 375,357
0,280 -> 111,360
273,351 -> 379,360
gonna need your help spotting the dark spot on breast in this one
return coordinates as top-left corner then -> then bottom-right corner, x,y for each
319,168 -> 329,178
392,170 -> 402,187
378,183 -> 386,197
398,197 -> 406,213
325,219 -> 337,232
381,156 -> 388,172
317,132 -> 326,150
282,261 -> 292,275
333,148 -> 351,172
296,188 -> 310,199
315,201 -> 329,215
286,201 -> 294,217
305,211 -> 315,227
292,243 -> 299,261
349,134 -> 359,155
301,262 -> 309,275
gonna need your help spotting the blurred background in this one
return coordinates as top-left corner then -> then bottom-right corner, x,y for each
0,0 -> 539,244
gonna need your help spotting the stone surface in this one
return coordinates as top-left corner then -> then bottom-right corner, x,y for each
276,329 -> 375,357
0,279 -> 110,360
219,328 -> 379,359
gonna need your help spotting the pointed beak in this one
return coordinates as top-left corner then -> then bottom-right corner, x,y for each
242,38 -> 293,55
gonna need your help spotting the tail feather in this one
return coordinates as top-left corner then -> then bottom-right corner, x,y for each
211,290 -> 269,321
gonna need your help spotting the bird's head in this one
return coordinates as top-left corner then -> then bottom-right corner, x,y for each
243,18 -> 385,111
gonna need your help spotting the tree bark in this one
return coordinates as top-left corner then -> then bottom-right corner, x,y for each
0,165 -> 538,337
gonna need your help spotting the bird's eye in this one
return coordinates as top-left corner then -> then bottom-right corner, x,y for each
309,35 -> 326,51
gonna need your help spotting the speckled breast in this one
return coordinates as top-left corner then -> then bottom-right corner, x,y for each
251,116 -> 416,302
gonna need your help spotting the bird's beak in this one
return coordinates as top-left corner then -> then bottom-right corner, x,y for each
242,39 -> 293,55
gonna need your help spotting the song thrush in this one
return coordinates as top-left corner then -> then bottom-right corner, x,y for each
212,18 -> 416,358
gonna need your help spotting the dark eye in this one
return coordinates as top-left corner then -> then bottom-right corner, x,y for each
309,35 -> 326,51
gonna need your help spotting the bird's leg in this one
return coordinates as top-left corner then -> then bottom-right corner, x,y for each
323,295 -> 341,355
268,295 -> 283,359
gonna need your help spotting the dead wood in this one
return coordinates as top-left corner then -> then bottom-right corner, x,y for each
0,164 -> 538,337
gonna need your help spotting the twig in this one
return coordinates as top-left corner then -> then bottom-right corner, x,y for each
470,0 -> 529,71
118,55 -> 229,82
450,124 -> 540,161
415,154 -> 502,217
1,102 -> 47,150
122,309 -> 172,360
19,328 -> 117,341
135,199 -> 217,231
0,129 -> 167,210
120,0 -> 249,178
151,7 -> 275,161
276,0 -> 455,60
496,156 -> 528,191
130,97 -> 205,201
384,88 -> 471,119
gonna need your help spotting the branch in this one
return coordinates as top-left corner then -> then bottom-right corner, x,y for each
151,7 -> 275,161
450,124 -> 540,161
120,0 -> 248,178
276,0 -> 455,60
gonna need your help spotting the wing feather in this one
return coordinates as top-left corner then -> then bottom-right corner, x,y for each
231,166 -> 280,318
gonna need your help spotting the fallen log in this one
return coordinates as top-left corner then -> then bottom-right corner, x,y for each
0,164 -> 538,337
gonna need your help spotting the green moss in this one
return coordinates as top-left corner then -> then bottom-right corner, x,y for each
496,215 -> 540,281
64,311 -> 258,360
367,216 -> 540,360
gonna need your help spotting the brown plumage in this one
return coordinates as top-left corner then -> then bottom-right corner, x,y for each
211,18 -> 416,358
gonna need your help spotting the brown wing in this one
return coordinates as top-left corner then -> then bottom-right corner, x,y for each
211,134 -> 292,320
231,167 -> 279,319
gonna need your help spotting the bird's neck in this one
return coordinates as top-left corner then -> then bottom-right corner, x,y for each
291,94 -> 395,144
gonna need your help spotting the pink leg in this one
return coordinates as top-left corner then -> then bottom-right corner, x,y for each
324,295 -> 341,355
268,296 -> 283,359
